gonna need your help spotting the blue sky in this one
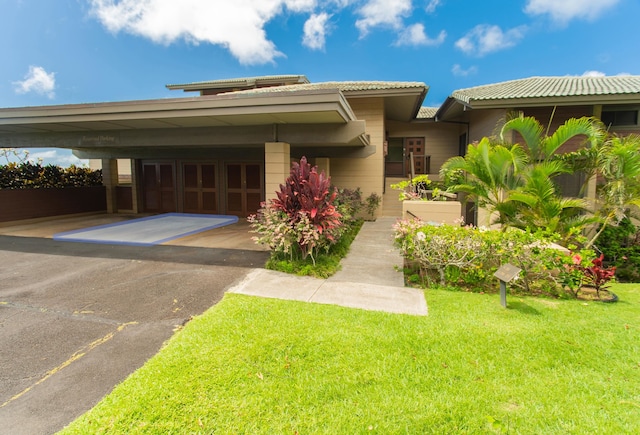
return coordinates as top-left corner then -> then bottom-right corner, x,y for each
2,0 -> 639,166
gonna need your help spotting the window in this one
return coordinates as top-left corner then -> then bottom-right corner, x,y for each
601,110 -> 638,127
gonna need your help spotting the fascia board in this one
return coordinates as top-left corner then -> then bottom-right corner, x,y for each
0,90 -> 356,125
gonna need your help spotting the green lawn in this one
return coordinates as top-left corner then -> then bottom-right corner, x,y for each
61,285 -> 640,434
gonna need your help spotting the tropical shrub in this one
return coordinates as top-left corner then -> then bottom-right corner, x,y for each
364,192 -> 381,217
249,157 -> 343,265
441,115 -> 606,245
333,187 -> 363,221
585,134 -> 640,247
394,219 -> 600,296
0,162 -> 102,189
390,175 -> 451,201
593,217 -> 640,282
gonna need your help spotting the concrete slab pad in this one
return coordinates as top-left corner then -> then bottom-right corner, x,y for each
53,213 -> 238,246
310,282 -> 427,316
229,269 -> 426,316
329,263 -> 405,287
228,269 -> 323,302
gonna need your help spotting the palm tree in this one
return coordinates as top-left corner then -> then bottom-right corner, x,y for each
440,137 -> 527,226
507,161 -> 597,243
442,115 -> 606,239
586,134 -> 640,248
500,115 -> 606,163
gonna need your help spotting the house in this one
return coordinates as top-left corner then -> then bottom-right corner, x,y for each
433,76 -> 640,225
1,74 -> 639,224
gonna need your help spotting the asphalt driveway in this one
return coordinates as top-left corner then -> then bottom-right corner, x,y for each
0,234 -> 268,435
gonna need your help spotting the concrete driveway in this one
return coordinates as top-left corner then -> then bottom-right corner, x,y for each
0,217 -> 269,435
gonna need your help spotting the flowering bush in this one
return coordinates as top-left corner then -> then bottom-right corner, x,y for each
394,219 -> 595,295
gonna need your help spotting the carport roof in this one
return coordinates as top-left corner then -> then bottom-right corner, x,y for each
0,88 -> 358,135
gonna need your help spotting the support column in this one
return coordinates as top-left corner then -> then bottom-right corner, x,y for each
315,157 -> 331,178
130,159 -> 140,214
265,142 -> 291,202
101,158 -> 118,214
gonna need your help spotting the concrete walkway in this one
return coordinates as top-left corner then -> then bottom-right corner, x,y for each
231,217 -> 428,316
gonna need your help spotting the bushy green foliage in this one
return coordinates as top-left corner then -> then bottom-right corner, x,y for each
595,217 -> 640,282
364,192 -> 381,217
249,157 -> 343,265
0,162 -> 102,189
333,186 -> 363,219
331,187 -> 381,219
394,219 -> 600,296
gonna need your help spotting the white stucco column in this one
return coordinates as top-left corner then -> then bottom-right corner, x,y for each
265,142 -> 291,202
101,158 -> 118,214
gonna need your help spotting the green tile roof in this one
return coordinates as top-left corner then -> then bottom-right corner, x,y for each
452,75 -> 640,104
224,81 -> 427,95
417,106 -> 438,118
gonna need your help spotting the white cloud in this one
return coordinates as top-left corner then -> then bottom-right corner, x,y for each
395,24 -> 445,46
425,0 -> 442,14
89,0 -> 321,65
451,64 -> 477,77
355,0 -> 412,37
582,70 -> 606,77
303,12 -> 331,50
13,66 -> 56,98
525,0 -> 621,24
455,24 -> 526,56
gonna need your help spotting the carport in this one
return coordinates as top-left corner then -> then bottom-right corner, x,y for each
0,80 -> 370,218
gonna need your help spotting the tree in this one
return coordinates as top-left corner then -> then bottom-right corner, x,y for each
586,134 -> 640,248
440,137 -> 527,226
442,115 -> 606,242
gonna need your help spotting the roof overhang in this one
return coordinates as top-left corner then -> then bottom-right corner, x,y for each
344,87 -> 428,121
436,94 -> 640,121
0,89 -> 372,153
0,89 -> 359,135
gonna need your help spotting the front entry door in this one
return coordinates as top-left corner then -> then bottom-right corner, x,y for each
142,162 -> 176,213
225,163 -> 262,217
183,163 -> 218,214
406,137 -> 428,175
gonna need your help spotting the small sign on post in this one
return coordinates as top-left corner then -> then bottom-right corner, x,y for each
493,264 -> 522,308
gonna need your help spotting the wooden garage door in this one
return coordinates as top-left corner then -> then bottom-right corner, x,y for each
225,163 -> 262,217
183,163 -> 218,214
142,162 -> 176,213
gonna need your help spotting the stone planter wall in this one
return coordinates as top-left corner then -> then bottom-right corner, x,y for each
402,200 -> 462,224
0,186 -> 106,222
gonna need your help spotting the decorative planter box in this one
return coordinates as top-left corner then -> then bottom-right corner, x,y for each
402,200 -> 462,224
0,186 -> 106,222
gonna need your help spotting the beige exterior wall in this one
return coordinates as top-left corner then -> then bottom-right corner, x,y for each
90,158 -> 132,184
387,120 -> 462,179
329,97 -> 385,217
519,105 -> 594,153
468,109 -> 506,143
402,200 -> 462,224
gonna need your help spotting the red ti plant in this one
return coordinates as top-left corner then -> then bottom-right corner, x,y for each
582,254 -> 616,299
271,157 -> 342,260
